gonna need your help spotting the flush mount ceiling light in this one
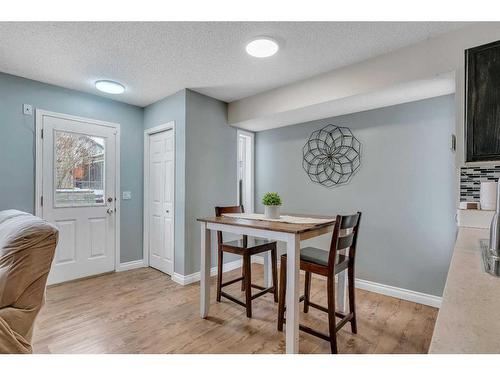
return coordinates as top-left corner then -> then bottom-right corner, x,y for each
95,80 -> 125,94
246,37 -> 279,58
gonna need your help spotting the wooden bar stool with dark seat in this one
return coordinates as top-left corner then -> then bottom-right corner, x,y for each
277,212 -> 361,353
215,205 -> 278,318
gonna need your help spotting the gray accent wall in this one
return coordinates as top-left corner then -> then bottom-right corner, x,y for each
143,89 -> 187,274
0,72 -> 144,263
185,89 -> 238,275
255,95 -> 456,296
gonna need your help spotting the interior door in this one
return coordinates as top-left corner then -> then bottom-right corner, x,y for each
148,129 -> 174,275
40,113 -> 117,284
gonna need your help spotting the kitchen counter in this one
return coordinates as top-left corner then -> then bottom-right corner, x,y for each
429,227 -> 500,353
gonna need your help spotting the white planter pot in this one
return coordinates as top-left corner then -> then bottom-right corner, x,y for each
264,205 -> 281,219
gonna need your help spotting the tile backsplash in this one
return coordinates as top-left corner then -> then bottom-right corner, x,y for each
460,166 -> 500,201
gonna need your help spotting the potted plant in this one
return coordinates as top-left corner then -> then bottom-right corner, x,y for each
262,192 -> 282,219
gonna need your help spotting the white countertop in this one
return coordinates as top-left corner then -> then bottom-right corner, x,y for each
429,227 -> 500,353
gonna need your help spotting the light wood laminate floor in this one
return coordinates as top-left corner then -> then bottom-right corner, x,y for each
33,266 -> 437,354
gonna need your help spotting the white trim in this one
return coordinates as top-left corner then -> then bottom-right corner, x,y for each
35,109 -> 121,272
114,124 -> 121,271
36,109 -> 121,131
254,256 -> 441,307
35,110 -> 43,217
145,122 -> 176,136
197,256 -> 443,308
172,272 -> 199,286
236,129 -> 255,212
172,258 -> 244,286
117,259 -> 147,272
143,121 -> 176,273
354,278 -> 442,308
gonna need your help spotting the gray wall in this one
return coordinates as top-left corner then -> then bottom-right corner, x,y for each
185,90 -> 238,275
255,95 -> 456,296
143,89 -> 187,274
143,89 -> 237,275
0,73 -> 233,275
142,89 -> 236,275
0,72 -> 144,263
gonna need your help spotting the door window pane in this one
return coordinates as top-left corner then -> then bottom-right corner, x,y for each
54,131 -> 105,207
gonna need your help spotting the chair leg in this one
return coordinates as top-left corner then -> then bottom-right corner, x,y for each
241,263 -> 246,291
277,256 -> 287,331
348,264 -> 357,334
304,271 -> 311,313
327,274 -> 338,354
271,246 -> 278,303
243,253 -> 252,318
216,249 -> 223,302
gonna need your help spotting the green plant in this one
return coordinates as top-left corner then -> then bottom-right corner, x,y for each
262,192 -> 282,206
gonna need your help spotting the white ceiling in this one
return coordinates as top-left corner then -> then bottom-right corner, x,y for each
0,22 -> 469,107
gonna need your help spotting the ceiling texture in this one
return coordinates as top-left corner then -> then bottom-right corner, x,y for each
0,22 -> 470,107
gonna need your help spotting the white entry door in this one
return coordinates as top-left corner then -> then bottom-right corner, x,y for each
38,111 -> 118,284
147,129 -> 174,275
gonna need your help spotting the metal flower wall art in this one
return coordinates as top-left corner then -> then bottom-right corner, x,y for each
302,124 -> 361,187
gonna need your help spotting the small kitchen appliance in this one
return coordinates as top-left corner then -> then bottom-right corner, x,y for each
481,181 -> 498,210
485,180 -> 500,276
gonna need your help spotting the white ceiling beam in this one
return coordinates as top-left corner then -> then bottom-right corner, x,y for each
228,23 -> 500,134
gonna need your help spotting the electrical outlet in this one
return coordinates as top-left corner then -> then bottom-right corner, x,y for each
122,191 -> 132,200
23,104 -> 33,116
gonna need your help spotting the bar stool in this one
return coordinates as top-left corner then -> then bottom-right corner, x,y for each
277,212 -> 361,353
215,205 -> 278,318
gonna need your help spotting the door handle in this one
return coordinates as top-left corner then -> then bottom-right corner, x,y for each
107,208 -> 114,215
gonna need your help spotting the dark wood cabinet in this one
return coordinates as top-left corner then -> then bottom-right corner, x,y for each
466,40 -> 500,162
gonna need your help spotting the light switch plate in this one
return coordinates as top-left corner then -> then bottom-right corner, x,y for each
23,104 -> 33,115
122,191 -> 132,200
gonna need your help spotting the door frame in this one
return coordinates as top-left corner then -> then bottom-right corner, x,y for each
236,129 -> 255,213
143,122 -> 176,270
35,109 -> 121,272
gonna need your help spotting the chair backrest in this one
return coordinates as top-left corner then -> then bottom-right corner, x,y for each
328,212 -> 362,270
0,210 -> 58,353
215,205 -> 245,245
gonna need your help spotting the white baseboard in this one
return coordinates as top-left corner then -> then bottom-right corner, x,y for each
354,278 -> 442,308
170,257 -> 442,308
172,272 -> 199,286
116,259 -> 147,272
254,256 -> 441,307
171,258 -> 243,286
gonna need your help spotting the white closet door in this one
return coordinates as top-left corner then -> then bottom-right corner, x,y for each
148,129 -> 174,275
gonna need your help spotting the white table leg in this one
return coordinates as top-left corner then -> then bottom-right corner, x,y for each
200,222 -> 211,318
263,251 -> 272,288
285,233 -> 300,354
337,269 -> 348,313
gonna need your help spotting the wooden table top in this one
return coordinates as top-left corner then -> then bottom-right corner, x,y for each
197,214 -> 336,234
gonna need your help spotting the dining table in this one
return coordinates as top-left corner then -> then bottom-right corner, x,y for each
197,213 -> 347,354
